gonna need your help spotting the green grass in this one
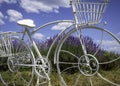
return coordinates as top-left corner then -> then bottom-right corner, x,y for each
0,69 -> 120,86
50,70 -> 120,86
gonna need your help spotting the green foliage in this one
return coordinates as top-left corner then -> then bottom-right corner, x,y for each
0,57 -> 8,71
100,51 -> 120,70
1,70 -> 120,86
36,36 -> 120,72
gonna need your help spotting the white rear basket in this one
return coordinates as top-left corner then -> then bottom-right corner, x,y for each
73,0 -> 109,25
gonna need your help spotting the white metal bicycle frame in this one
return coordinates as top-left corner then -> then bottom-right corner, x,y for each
20,20 -> 73,80
1,0 -> 120,86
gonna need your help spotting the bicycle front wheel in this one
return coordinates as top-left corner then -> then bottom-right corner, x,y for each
0,37 -> 35,86
55,25 -> 120,86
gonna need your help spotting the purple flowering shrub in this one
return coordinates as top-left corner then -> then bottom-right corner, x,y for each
34,35 -> 120,71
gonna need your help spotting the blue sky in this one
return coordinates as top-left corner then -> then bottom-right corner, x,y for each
0,0 -> 120,34
0,0 -> 72,38
0,0 -> 120,52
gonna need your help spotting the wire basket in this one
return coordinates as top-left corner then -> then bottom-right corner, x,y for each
0,32 -> 20,57
73,0 -> 109,25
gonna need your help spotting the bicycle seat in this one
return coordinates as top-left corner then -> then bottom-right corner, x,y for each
17,19 -> 36,28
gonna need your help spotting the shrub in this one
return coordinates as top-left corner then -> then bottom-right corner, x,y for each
35,35 -> 120,71
35,35 -> 106,71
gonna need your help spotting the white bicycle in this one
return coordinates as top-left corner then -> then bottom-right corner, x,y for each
0,0 -> 120,86
54,0 -> 120,86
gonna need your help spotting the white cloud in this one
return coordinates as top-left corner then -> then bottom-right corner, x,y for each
51,22 -> 72,30
54,9 -> 59,13
20,0 -> 70,13
0,11 -> 5,25
0,0 -> 70,15
0,0 -> 70,25
117,32 -> 120,36
97,40 -> 120,53
47,36 -> 50,39
0,0 -> 17,4
7,9 -> 23,22
33,33 -> 44,40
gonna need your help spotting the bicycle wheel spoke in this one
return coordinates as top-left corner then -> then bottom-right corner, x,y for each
17,71 -> 29,84
93,30 -> 103,56
97,72 -> 120,86
61,66 -> 78,73
99,56 -> 120,64
58,61 -> 79,65
36,76 -> 48,85
0,70 -> 16,85
89,77 -> 93,86
76,29 -> 87,55
0,74 -> 7,85
57,49 -> 79,73
15,64 -> 35,67
60,50 -> 79,59
74,74 -> 81,86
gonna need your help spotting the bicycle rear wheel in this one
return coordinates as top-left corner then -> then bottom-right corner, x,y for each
55,25 -> 120,86
0,35 -> 35,86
